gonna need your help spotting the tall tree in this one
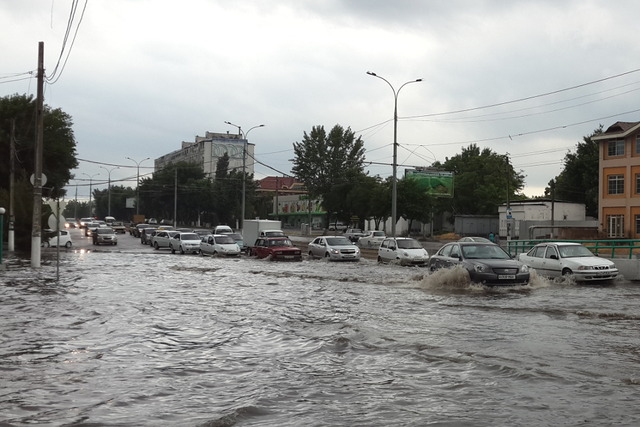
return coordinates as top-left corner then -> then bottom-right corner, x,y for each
546,126 -> 602,218
435,144 -> 525,215
291,124 -> 366,222
0,94 -> 78,249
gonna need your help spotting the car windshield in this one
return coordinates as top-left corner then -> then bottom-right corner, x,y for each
269,239 -> 293,247
97,228 -> 114,234
228,233 -> 243,240
397,239 -> 422,249
180,233 -> 199,241
558,245 -> 594,258
372,231 -> 385,237
326,237 -> 351,246
462,244 -> 510,260
215,235 -> 235,244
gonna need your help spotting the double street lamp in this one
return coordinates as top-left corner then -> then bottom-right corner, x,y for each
100,165 -> 120,217
224,121 -> 265,230
82,172 -> 100,217
126,157 -> 150,215
367,71 -> 422,237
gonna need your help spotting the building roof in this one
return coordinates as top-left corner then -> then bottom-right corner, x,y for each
592,121 -> 640,140
259,176 -> 302,191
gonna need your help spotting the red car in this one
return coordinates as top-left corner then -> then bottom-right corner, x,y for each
249,237 -> 302,261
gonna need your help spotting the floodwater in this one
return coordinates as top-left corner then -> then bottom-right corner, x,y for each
2,245 -> 640,426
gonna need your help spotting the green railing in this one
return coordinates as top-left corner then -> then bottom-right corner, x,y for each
507,239 -> 640,259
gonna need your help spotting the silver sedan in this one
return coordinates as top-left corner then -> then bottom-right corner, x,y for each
308,236 -> 360,261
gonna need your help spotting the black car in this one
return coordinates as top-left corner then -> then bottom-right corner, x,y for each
428,242 -> 529,285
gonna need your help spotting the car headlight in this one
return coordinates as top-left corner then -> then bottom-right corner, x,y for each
330,249 -> 340,254
473,263 -> 488,273
520,264 -> 529,273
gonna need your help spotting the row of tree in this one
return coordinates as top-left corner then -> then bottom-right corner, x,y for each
0,93 -> 603,250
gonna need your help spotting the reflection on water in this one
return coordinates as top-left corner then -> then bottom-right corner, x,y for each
2,251 -> 640,426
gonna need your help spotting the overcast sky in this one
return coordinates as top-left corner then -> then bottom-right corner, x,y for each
3,0 -> 640,201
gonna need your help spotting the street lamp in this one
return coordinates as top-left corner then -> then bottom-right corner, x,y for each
82,172 -> 100,217
0,207 -> 5,266
100,165 -> 120,217
126,157 -> 150,215
224,121 -> 265,230
367,71 -> 422,237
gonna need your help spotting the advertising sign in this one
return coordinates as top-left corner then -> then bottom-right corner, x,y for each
405,168 -> 454,197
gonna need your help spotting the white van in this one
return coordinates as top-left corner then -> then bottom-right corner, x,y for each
214,225 -> 233,234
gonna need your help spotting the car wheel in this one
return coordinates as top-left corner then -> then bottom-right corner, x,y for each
65,241 -> 72,248
154,242 -> 159,250
180,246 -> 185,255
325,252 -> 331,259
171,246 -> 176,254
308,251 -> 314,259
377,256 -> 383,263
562,268 -> 573,276
113,242 -> 117,245
43,241 -> 50,248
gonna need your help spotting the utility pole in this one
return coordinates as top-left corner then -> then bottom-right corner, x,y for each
9,119 -> 15,252
31,41 -> 44,268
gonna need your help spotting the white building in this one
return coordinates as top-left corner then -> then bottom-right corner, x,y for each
498,199 -> 593,239
154,131 -> 255,178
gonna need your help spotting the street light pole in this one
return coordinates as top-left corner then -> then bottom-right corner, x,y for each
100,165 -> 119,217
126,157 -> 150,215
225,121 -> 265,230
367,71 -> 422,237
82,172 -> 100,217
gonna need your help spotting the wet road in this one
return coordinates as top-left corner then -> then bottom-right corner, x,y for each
2,229 -> 640,426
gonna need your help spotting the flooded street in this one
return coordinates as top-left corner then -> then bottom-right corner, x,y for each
2,232 -> 640,426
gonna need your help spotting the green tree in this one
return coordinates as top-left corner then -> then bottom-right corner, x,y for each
435,144 -> 525,215
291,124 -> 366,223
397,177 -> 434,233
546,126 -> 602,218
0,94 -> 78,249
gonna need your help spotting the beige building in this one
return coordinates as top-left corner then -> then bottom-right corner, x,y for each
154,131 -> 255,178
593,121 -> 640,238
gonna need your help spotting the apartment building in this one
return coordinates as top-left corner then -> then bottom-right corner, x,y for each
154,131 -> 255,178
593,121 -> 640,238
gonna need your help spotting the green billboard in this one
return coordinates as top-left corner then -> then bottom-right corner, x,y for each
405,168 -> 454,197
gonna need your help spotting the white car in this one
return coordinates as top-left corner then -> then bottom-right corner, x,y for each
213,225 -> 233,234
308,236 -> 360,261
357,230 -> 386,248
169,232 -> 201,254
42,230 -> 72,248
377,237 -> 429,266
517,242 -> 618,282
152,230 -> 178,250
200,234 -> 241,257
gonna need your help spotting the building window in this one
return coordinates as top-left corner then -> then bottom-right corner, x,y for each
608,215 -> 624,238
637,135 -> 640,154
636,174 -> 640,194
608,139 -> 625,156
636,215 -> 640,235
608,174 -> 624,195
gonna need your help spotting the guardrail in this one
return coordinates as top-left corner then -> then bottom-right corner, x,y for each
507,239 -> 640,259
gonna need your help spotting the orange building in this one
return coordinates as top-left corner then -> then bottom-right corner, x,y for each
593,121 -> 640,238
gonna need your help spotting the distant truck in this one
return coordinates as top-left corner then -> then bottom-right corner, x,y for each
243,219 -> 284,249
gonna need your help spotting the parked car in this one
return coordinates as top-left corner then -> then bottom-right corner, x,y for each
169,232 -> 201,254
249,237 -> 302,261
110,221 -> 127,234
214,225 -> 233,234
92,227 -> 118,245
328,222 -> 347,232
200,234 -> 241,257
357,230 -> 386,248
378,237 -> 429,266
308,236 -> 360,261
517,242 -> 618,282
344,228 -> 366,242
458,236 -> 492,243
42,229 -> 72,248
428,242 -> 529,285
152,230 -> 178,250
227,233 -> 245,252
140,227 -> 158,245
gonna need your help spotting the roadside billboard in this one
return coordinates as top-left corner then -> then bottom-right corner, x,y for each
404,168 -> 454,197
